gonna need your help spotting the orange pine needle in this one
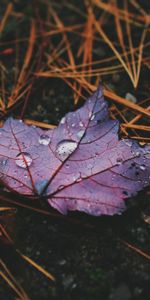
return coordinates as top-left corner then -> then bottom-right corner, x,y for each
122,240 -> 150,260
19,253 -> 55,282
24,119 -> 55,129
0,259 -> 29,300
104,88 -> 150,118
8,20 -> 36,107
0,3 -> 13,34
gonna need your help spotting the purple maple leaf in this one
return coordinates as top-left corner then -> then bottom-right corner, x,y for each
0,86 -> 150,216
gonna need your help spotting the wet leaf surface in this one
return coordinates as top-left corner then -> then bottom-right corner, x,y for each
0,86 -> 150,216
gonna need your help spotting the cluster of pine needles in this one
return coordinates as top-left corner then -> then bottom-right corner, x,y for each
0,1 -> 150,298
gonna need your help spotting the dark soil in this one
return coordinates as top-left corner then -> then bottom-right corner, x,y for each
0,1 -> 150,300
0,196 -> 150,300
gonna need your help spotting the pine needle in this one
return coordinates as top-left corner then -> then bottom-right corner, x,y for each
19,253 -> 55,282
0,259 -> 29,300
0,3 -> 13,35
122,240 -> 150,260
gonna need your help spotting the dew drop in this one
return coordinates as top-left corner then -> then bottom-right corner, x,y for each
76,129 -> 84,138
138,180 -> 141,183
91,114 -> 95,121
79,121 -> 84,127
15,152 -> 32,168
39,134 -> 50,145
60,117 -> 66,124
56,140 -> 77,160
132,150 -> 141,157
139,165 -> 146,171
0,159 -> 7,166
76,178 -> 82,182
124,139 -> 132,147
72,175 -> 78,181
135,151 -> 140,157
101,102 -> 106,109
58,185 -> 65,190
116,157 -> 123,165
112,174 -> 116,181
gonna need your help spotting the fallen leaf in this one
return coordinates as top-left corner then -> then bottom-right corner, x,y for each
0,86 -> 150,216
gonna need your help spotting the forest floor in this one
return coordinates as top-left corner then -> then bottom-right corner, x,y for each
0,1 -> 150,299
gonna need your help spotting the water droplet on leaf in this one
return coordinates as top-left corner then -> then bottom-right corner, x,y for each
39,134 -> 50,145
60,117 -> 66,124
91,114 -> 95,120
79,121 -> 84,127
15,152 -> 32,168
0,159 -> 7,166
139,165 -> 146,171
135,151 -> 140,157
116,157 -> 123,165
76,178 -> 82,182
56,140 -> 77,160
76,130 -> 84,138
58,185 -> 65,190
124,140 -> 132,147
